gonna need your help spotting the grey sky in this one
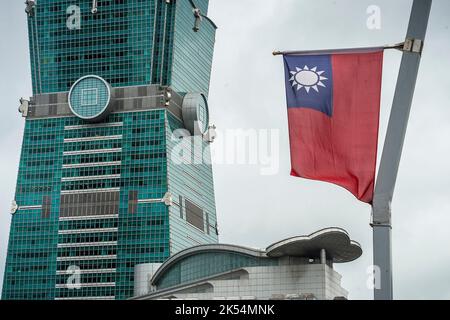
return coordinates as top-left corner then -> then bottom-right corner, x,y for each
1,0 -> 450,300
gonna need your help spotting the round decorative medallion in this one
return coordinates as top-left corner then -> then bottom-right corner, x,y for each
68,75 -> 113,121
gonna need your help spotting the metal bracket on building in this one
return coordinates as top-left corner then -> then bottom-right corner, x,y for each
193,8 -> 203,32
203,125 -> 217,143
215,222 -> 219,236
402,38 -> 424,54
10,200 -> 18,215
188,0 -> 218,32
162,192 -> 173,206
18,97 -> 30,118
164,88 -> 172,107
91,0 -> 98,14
25,0 -> 36,17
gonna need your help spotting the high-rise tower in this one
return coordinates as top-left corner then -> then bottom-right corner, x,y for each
2,0 -> 218,300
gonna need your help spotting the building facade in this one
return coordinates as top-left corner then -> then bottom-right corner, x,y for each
3,0 -> 218,300
132,228 -> 363,300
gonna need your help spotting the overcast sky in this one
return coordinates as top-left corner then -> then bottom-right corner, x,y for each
1,0 -> 449,300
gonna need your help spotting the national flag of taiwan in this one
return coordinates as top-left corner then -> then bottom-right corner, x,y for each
283,50 -> 383,203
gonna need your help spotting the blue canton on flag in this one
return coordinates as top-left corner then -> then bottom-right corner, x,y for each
283,55 -> 333,117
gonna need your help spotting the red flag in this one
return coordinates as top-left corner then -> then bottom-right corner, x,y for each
284,50 -> 383,203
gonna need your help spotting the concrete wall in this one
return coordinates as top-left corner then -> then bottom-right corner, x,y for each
144,263 -> 348,300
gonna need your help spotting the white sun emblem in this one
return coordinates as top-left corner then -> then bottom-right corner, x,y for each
289,65 -> 328,93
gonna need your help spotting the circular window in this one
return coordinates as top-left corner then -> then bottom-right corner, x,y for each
182,93 -> 210,135
68,75 -> 112,121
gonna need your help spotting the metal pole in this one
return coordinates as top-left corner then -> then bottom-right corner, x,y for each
272,43 -> 404,56
372,0 -> 432,300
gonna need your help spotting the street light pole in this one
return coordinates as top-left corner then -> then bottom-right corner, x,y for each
372,0 -> 432,301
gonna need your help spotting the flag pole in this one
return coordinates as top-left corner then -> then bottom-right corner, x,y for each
272,43 -> 403,56
371,0 -> 432,300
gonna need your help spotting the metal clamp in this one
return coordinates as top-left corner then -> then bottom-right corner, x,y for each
403,38 -> 424,54
371,193 -> 392,227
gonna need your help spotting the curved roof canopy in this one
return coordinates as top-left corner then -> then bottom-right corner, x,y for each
151,228 -> 362,285
266,228 -> 362,263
